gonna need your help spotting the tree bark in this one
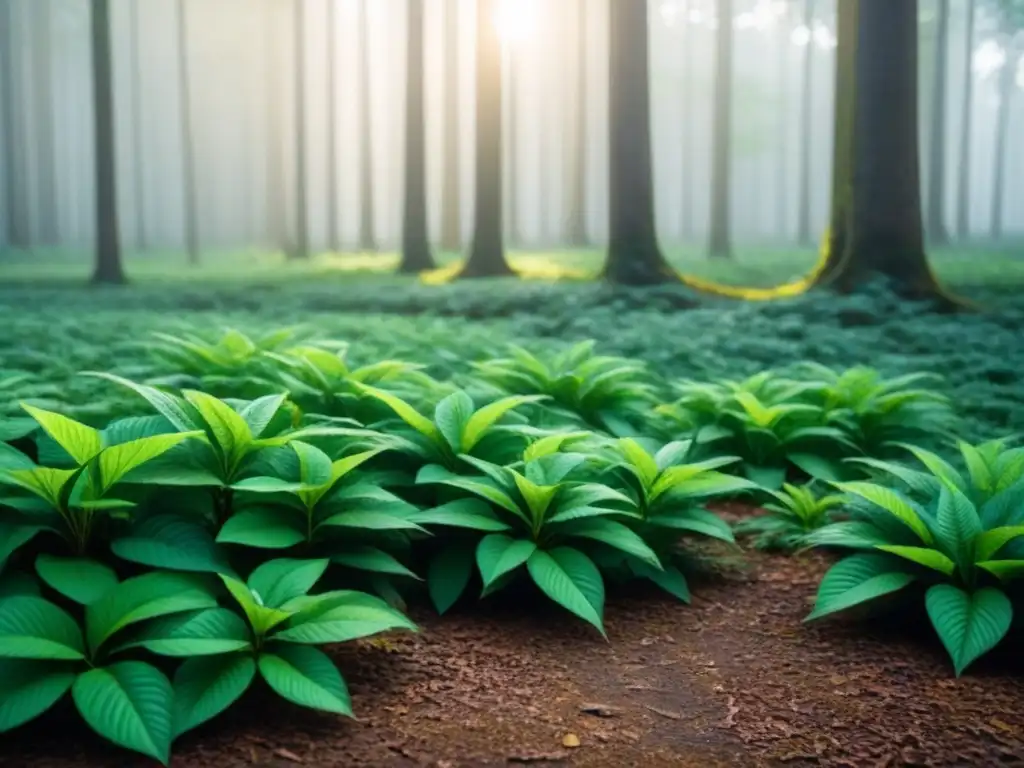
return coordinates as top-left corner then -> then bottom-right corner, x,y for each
566,0 -> 589,246
33,0 -> 59,246
326,0 -> 340,251
680,0 -> 694,240
796,0 -> 815,245
954,0 -> 975,240
129,0 -> 147,252
399,0 -> 434,273
89,0 -> 125,284
708,0 -> 733,259
925,0 -> 950,245
833,0 -> 939,297
177,0 -> 200,265
990,47 -> 1018,240
357,0 -> 376,252
265,0 -> 287,255
506,49 -> 520,247
603,0 -> 674,284
440,0 -> 461,252
462,0 -> 513,278
290,0 -> 309,260
0,1 -> 29,250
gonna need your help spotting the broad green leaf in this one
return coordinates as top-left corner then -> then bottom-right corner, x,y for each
512,472 -> 558,522
523,432 -> 591,462
86,572 -> 218,655
72,662 -> 173,764
805,521 -> 890,550
569,519 -> 662,569
657,471 -> 761,501
408,498 -> 510,531
546,505 -> 636,525
835,482 -> 933,545
112,515 -> 232,574
925,585 -> 1013,676
428,541 -> 475,615
618,438 -> 659,491
524,453 -> 588,486
217,509 -> 306,549
974,526 -> 1024,562
3,467 -> 77,509
239,394 -> 287,438
416,464 -> 523,517
353,383 -> 439,441
332,547 -> 421,579
742,464 -> 787,491
291,441 -> 334,487
977,560 -> 1024,581
462,395 -> 546,452
172,653 -> 256,738
229,476 -> 308,494
95,432 -> 203,496
526,548 -> 605,635
35,555 -> 118,605
898,444 -> 966,492
247,558 -> 329,609
959,441 -> 994,493
121,608 -> 252,657
0,523 -> 45,570
318,510 -> 426,533
788,453 -> 845,482
875,545 -> 956,576
634,561 -> 691,603
434,391 -> 475,452
476,535 -> 536,587
935,487 -> 982,570
274,591 -> 416,644
0,441 -> 37,472
0,659 -> 76,733
258,645 -> 352,716
647,508 -> 736,543
21,403 -> 102,466
183,390 -> 252,460
219,575 -> 293,637
0,596 -> 86,660
806,554 -> 915,621
84,373 -> 199,432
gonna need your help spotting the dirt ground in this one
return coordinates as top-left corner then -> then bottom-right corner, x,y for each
3,527 -> 1024,768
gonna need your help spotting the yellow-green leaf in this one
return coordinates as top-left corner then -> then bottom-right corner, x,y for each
876,545 -> 956,576
96,433 -> 203,496
461,395 -> 546,452
21,404 -> 102,466
836,482 -> 934,545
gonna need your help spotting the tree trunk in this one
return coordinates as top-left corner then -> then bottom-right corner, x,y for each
990,48 -> 1018,240
954,0 -> 975,240
326,0 -> 340,251
566,0 -> 589,246
0,1 -> 29,250
461,0 -> 512,278
603,0 -> 674,284
399,0 -> 433,273
357,0 -> 376,252
290,0 -> 309,260
834,0 -> 939,297
507,49 -> 520,247
89,0 -> 125,284
177,0 -> 199,265
440,0 -> 461,252
33,0 -> 59,246
775,9 -> 788,240
129,0 -> 147,252
925,0 -> 950,245
796,0 -> 815,245
265,0 -> 287,255
708,0 -> 733,259
680,0 -> 694,241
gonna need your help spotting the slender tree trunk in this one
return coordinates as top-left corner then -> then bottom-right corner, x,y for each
265,0 -> 287,255
775,12 -> 788,241
129,0 -> 147,252
708,0 -> 733,259
291,0 -> 309,260
603,0 -> 673,284
835,0 -> 939,297
954,0 -> 975,240
990,48 -> 1018,240
507,49 -> 520,247
177,0 -> 199,264
462,0 -> 512,278
566,0 -> 589,246
357,0 -> 376,252
400,0 -> 433,273
326,0 -> 340,251
925,0 -> 950,245
796,0 -> 815,245
33,0 -> 59,245
440,0 -> 461,252
1,1 -> 29,250
89,0 -> 125,284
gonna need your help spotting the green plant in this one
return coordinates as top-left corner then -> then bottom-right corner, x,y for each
472,340 -> 661,435
734,483 -> 845,551
806,439 -> 1024,675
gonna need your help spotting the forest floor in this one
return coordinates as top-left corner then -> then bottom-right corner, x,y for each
3,509 -> 1023,767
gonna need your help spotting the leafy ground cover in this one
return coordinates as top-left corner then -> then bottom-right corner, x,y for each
3,267 -> 1024,765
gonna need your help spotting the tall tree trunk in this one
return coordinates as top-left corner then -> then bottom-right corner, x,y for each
834,0 -> 939,297
603,0 -> 673,284
461,0 -> 512,278
33,0 -> 59,246
265,0 -> 287,255
326,0 -> 340,251
89,0 -> 125,284
357,0 -> 376,252
566,0 -> 589,246
440,0 -> 461,252
925,0 -> 950,245
1,1 -> 29,250
177,0 -> 199,264
708,0 -> 733,259
400,0 -> 433,273
775,11 -> 788,241
796,0 -> 815,245
818,0 -> 857,281
990,48 -> 1018,240
290,0 -> 309,260
507,49 -> 520,247
129,0 -> 147,252
954,0 -> 975,240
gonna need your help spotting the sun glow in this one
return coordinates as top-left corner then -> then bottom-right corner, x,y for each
493,0 -> 539,43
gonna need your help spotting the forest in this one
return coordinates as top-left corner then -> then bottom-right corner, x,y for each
1,0 -> 1024,766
